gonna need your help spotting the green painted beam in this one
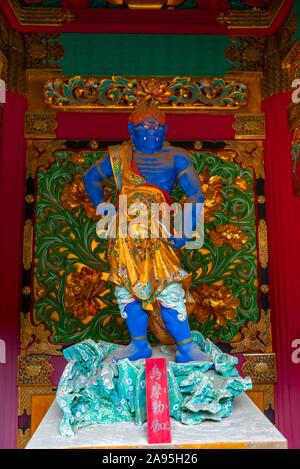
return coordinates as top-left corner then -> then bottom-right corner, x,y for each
294,2 -> 300,41
60,34 -> 230,77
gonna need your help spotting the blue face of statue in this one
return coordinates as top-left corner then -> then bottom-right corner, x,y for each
128,118 -> 167,154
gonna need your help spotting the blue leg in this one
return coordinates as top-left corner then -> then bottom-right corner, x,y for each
160,305 -> 211,363
112,300 -> 152,362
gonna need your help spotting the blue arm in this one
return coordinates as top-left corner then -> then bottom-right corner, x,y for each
83,154 -> 113,207
171,152 -> 205,248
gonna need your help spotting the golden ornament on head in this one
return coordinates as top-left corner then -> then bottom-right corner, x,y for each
64,267 -> 106,322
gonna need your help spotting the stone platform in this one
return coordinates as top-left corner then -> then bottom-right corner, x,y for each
26,393 -> 287,449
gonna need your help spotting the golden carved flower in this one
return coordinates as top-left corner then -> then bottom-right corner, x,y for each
33,119 -> 48,131
193,284 -> 240,327
36,285 -> 47,299
234,176 -> 249,192
137,79 -> 172,104
70,154 -> 85,165
25,364 -> 42,378
61,173 -> 98,219
200,171 -> 223,222
64,267 -> 106,321
254,362 -> 269,374
208,223 -> 249,250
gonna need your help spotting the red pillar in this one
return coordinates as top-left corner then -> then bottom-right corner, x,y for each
0,92 -> 27,448
263,92 -> 300,449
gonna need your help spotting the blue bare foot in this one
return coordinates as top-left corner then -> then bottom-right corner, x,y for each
112,341 -> 152,362
176,341 -> 212,363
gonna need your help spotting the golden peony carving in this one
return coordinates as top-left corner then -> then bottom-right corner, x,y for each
64,267 -> 107,321
192,284 -> 240,328
134,78 -> 173,102
61,173 -> 99,220
200,172 -> 224,223
208,223 -> 249,251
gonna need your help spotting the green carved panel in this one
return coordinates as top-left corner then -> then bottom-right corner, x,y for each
33,144 -> 258,346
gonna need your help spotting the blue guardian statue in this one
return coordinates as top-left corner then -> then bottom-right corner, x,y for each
83,102 -> 209,363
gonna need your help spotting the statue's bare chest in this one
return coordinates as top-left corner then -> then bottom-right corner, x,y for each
133,150 -> 175,180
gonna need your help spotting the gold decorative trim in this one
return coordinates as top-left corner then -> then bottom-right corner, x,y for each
220,141 -> 265,179
24,34 -> 64,70
27,69 -> 63,112
20,312 -> 62,356
18,386 -> 56,447
8,0 -> 74,26
43,75 -> 249,112
231,309 -> 271,353
8,0 -> 284,29
218,0 -> 284,30
0,10 -> 26,94
25,112 -> 57,139
257,195 -> 266,204
282,41 -> 300,82
269,13 -> 297,96
22,286 -> 31,295
226,36 -> 266,72
225,13 -> 297,98
252,384 -> 275,411
25,194 -> 35,204
18,384 -> 56,449
18,428 -> 31,450
18,385 -> 56,416
242,353 -> 276,384
18,356 -> 54,385
258,219 -> 268,268
109,0 -> 185,8
233,113 -> 265,140
27,71 -> 261,114
288,102 -> 300,132
23,219 -> 33,271
263,13 -> 296,97
26,140 -> 65,179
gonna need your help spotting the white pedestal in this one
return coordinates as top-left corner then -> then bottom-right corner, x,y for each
26,393 -> 287,449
